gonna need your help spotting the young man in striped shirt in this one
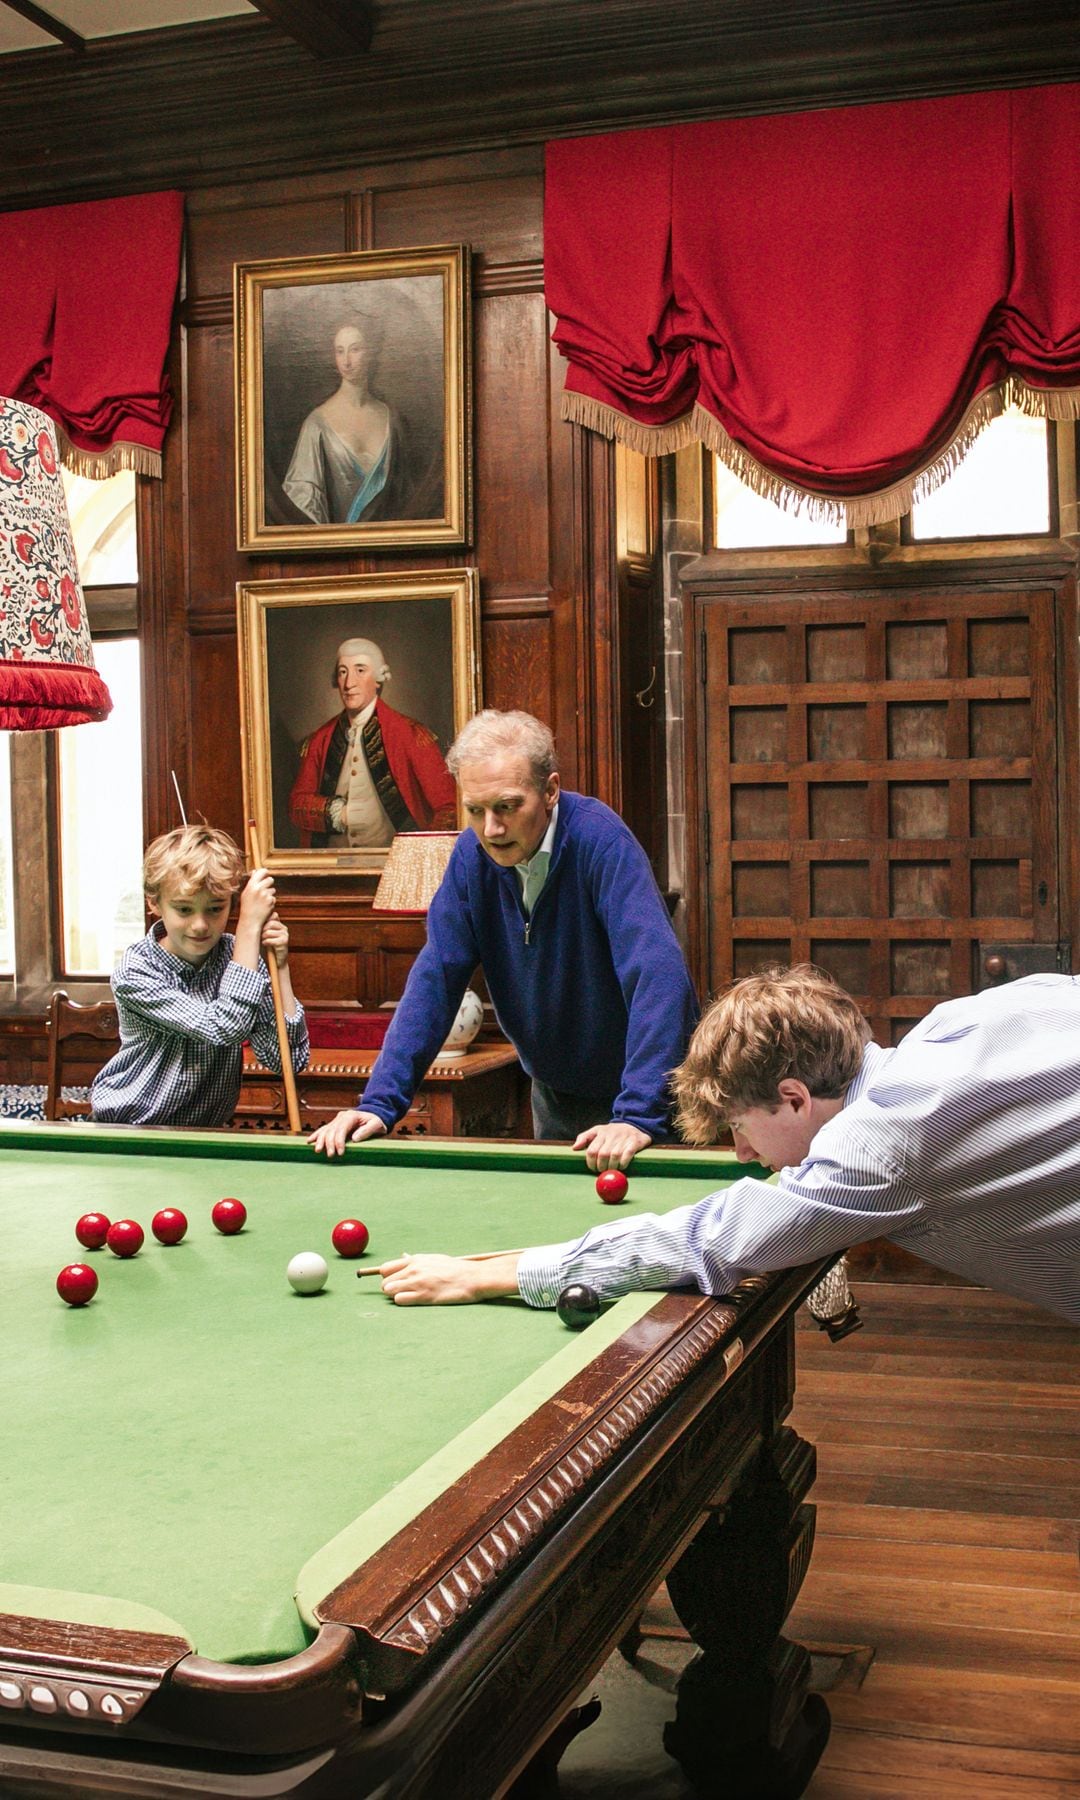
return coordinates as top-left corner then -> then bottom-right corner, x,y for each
91,825 -> 308,1129
376,964 -> 1080,1326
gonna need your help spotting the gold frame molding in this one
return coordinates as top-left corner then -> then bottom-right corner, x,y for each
235,244 -> 472,553
237,568 -> 481,876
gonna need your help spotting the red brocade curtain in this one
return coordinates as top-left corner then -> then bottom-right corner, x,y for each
545,84 -> 1080,524
0,191 -> 184,478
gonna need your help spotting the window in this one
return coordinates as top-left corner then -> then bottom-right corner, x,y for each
57,638 -> 144,975
711,408 -> 1056,553
61,470 -> 138,585
57,470 -> 142,976
1,469 -> 141,997
714,461 -> 847,550
909,410 -> 1050,540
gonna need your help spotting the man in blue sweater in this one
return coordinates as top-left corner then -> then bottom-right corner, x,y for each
309,709 -> 699,1171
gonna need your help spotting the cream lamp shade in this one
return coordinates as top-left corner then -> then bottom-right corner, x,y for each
371,831 -> 459,914
372,830 -> 483,1059
0,398 -> 112,730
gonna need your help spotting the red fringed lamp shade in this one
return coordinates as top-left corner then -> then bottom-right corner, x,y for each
0,398 -> 111,730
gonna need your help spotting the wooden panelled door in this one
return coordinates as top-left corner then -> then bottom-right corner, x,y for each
684,559 -> 1078,1042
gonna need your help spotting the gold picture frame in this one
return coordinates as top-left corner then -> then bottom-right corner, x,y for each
235,244 -> 472,553
237,568 -> 481,875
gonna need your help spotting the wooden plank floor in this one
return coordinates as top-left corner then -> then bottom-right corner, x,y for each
790,1283 -> 1080,1797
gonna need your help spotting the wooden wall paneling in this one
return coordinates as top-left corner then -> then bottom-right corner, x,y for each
182,320 -> 250,621
1054,570 -> 1080,968
139,327 -> 189,842
556,414 -> 619,805
371,164 -> 544,265
616,448 -> 666,878
480,610 -> 555,724
473,289 -> 550,588
682,599 -> 708,992
545,333 -> 585,794
184,192 -> 354,301
187,621 -> 249,847
586,425 -> 621,810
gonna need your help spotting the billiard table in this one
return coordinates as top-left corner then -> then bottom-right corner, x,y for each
0,1123 -> 832,1799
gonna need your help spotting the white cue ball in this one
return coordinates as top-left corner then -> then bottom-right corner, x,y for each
286,1251 -> 328,1296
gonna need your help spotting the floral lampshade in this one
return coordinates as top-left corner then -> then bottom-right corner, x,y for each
0,397 -> 112,730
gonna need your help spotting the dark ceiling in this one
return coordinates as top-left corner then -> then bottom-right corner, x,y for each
1,0 -> 1074,209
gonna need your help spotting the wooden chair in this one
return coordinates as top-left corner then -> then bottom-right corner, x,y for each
44,990 -> 119,1121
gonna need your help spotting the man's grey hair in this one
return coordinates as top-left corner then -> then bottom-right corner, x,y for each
332,637 -> 390,689
446,710 -> 559,790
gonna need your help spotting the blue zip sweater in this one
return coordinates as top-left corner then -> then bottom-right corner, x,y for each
359,791 -> 699,1139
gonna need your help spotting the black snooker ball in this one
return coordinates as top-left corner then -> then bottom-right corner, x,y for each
556,1282 -> 602,1330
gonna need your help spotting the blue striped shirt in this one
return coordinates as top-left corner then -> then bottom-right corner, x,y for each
518,974 -> 1080,1324
90,925 -> 308,1129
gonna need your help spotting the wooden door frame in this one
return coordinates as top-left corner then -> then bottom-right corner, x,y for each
681,548 -> 1079,1009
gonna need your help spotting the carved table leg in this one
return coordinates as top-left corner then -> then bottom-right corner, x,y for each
506,1698 -> 603,1799
663,1426 -> 830,1799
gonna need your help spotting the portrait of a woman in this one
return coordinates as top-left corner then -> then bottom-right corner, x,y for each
238,249 -> 469,552
282,311 -> 444,527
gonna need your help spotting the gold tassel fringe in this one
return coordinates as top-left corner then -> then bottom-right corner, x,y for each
55,429 -> 162,481
562,378 -> 1080,526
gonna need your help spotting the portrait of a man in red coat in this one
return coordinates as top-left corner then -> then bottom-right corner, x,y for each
288,637 -> 457,848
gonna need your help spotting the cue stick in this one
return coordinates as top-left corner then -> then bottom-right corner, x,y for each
247,820 -> 302,1135
170,770 -> 188,826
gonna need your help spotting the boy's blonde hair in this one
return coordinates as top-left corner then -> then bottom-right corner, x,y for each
672,964 -> 871,1146
142,826 -> 246,904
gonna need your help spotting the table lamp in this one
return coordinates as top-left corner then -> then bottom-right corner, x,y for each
0,398 -> 112,730
372,831 -> 484,1058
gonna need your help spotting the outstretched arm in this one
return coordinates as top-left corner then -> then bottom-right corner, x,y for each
379,1252 -> 521,1305
375,1150 -> 925,1309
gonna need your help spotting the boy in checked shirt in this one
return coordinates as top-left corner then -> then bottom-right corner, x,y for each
92,825 -> 307,1128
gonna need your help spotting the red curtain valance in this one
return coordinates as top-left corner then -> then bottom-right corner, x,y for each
545,85 -> 1080,524
0,191 -> 184,480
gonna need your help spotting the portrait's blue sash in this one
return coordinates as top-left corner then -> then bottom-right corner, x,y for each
346,437 -> 389,523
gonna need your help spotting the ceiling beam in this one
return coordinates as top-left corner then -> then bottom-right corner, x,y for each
0,0 -> 84,52
246,0 -> 373,58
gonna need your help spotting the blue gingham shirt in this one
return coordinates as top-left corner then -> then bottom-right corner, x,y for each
518,974 -> 1080,1325
90,924 -> 308,1128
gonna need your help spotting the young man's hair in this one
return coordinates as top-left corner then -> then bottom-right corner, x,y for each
446,709 -> 558,790
672,963 -> 871,1146
142,826 -> 246,904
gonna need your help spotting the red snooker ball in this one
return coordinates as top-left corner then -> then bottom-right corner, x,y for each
331,1218 -> 369,1258
75,1212 -> 110,1251
151,1208 -> 188,1246
56,1263 -> 99,1307
106,1219 -> 144,1259
212,1198 -> 247,1236
595,1169 -> 629,1204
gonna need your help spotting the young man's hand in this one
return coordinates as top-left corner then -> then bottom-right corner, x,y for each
308,1108 -> 388,1156
573,1121 -> 652,1171
379,1252 -> 521,1305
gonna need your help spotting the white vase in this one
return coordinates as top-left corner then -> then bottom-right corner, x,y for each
438,986 -> 484,1059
